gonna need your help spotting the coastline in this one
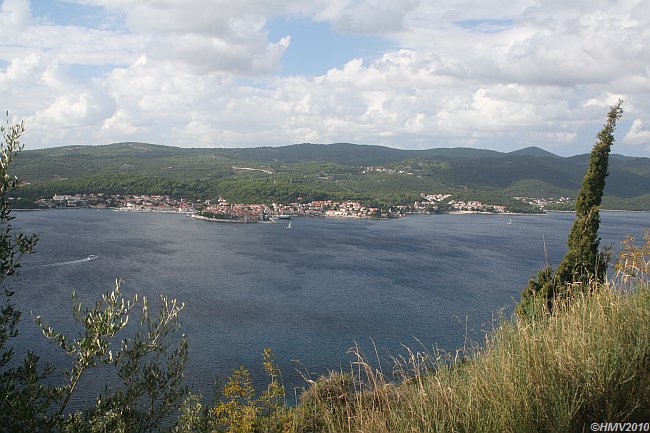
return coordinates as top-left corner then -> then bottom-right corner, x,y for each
446,210 -> 543,216
191,214 -> 258,223
600,208 -> 650,213
13,206 -> 649,221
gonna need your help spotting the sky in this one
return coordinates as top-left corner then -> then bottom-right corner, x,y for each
1,0 -> 650,156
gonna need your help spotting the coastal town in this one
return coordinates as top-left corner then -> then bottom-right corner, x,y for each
28,192 -> 574,222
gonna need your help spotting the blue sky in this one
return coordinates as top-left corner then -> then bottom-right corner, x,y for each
1,0 -> 649,156
266,17 -> 393,76
30,0 -> 106,27
29,1 -> 393,76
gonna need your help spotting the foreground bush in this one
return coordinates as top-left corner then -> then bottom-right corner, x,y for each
1,119 -> 189,433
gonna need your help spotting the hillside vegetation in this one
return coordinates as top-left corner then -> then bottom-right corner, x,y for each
11,142 -> 650,210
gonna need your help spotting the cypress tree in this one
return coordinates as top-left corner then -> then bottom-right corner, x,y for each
519,100 -> 623,314
553,100 -> 623,289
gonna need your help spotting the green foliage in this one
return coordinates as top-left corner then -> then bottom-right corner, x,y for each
173,393 -> 215,433
517,265 -> 554,318
257,348 -> 289,432
3,279 -> 190,433
11,142 -> 233,182
16,175 -> 222,204
601,194 -> 650,211
554,101 -> 623,289
173,349 -> 289,433
197,211 -> 235,220
0,116 -> 55,432
36,282 -> 189,433
542,201 -> 576,211
520,101 -> 623,314
11,139 -> 650,210
1,119 -> 189,432
213,349 -> 289,433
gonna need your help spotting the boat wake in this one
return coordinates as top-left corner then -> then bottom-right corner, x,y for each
27,255 -> 98,269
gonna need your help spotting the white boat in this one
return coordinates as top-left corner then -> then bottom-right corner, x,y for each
87,255 -> 97,260
286,220 -> 292,229
507,219 -> 512,225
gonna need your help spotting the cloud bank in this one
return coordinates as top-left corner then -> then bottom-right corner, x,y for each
1,0 -> 649,156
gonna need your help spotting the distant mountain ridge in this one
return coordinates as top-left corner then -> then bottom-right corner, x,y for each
11,142 -> 650,210
24,141 -> 644,162
21,141 -> 508,163
507,146 -> 561,158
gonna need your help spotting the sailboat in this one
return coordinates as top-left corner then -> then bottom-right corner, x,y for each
286,220 -> 292,229
507,219 -> 513,225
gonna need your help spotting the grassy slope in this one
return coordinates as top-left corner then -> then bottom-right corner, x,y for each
290,282 -> 650,432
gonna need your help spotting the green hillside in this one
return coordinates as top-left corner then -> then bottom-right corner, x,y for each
11,142 -> 650,210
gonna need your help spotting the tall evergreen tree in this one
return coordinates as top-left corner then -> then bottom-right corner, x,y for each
553,100 -> 623,289
519,100 -> 623,314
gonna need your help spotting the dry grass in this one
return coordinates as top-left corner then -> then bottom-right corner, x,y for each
290,281 -> 650,433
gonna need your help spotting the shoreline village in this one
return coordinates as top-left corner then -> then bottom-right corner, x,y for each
26,192 -> 576,222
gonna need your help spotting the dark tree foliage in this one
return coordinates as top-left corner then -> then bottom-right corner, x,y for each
554,101 -> 624,287
519,101 -> 623,315
1,118 -> 189,433
0,118 -> 56,432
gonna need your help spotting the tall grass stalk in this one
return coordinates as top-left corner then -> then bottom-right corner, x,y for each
292,280 -> 649,433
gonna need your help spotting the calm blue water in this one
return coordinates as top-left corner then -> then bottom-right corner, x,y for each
7,209 -> 650,405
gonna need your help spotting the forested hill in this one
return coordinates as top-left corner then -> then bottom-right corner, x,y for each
10,142 -> 650,210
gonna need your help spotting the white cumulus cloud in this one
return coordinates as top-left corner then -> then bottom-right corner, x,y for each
1,0 -> 649,156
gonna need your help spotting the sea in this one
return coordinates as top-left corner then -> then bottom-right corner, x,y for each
7,209 -> 650,406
